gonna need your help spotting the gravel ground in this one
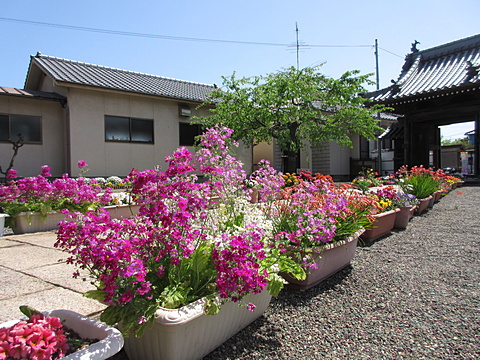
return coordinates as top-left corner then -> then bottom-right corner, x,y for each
201,185 -> 480,360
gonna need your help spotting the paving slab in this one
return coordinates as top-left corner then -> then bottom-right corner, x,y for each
21,262 -> 96,294
0,287 -> 106,323
0,238 -> 24,248
0,267 -> 54,300
2,231 -> 58,248
0,243 -> 66,271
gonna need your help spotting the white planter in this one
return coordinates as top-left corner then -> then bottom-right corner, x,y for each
13,211 -> 66,234
124,290 -> 272,360
103,204 -> 140,219
281,231 -> 361,290
0,309 -> 124,359
0,213 -> 9,236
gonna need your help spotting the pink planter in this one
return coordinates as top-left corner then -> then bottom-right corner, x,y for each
281,232 -> 360,290
415,196 -> 432,215
360,208 -> 400,241
394,206 -> 415,229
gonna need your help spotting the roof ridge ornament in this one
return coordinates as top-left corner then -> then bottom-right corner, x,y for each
411,40 -> 420,53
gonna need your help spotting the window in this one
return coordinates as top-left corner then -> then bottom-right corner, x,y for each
105,116 -> 154,143
179,123 -> 202,146
0,114 -> 42,143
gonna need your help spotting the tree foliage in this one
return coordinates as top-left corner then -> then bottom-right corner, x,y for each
195,66 -> 387,156
441,136 -> 474,149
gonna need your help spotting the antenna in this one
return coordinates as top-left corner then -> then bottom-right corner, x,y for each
288,22 -> 309,69
375,39 -> 380,90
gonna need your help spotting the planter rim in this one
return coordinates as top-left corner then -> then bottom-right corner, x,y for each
15,210 -> 62,217
0,213 -> 9,218
418,195 -> 433,201
373,208 -> 400,217
286,229 -> 363,255
154,290 -> 271,326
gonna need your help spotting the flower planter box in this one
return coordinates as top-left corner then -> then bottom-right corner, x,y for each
104,204 -> 140,219
394,206 -> 415,229
0,309 -> 124,360
0,213 -> 9,236
281,231 -> 361,290
433,191 -> 443,203
360,208 -> 400,241
12,211 -> 66,234
415,196 -> 432,215
123,290 -> 272,360
427,196 -> 435,208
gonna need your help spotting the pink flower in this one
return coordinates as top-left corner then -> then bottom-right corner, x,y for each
77,160 -> 88,169
41,165 -> 51,177
6,169 -> 17,179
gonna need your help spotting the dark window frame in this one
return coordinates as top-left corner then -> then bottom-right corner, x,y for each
105,115 -> 154,144
0,114 -> 42,144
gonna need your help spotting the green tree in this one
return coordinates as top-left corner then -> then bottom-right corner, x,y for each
195,66 -> 387,173
441,136 -> 474,150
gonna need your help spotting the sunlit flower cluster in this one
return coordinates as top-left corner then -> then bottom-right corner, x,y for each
0,314 -> 69,360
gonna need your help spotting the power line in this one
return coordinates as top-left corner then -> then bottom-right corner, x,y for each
0,17 -> 373,49
379,47 -> 403,59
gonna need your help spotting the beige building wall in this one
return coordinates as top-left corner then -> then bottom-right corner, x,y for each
65,87 -> 231,177
0,96 -> 65,177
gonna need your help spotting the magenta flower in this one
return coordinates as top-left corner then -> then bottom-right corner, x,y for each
77,160 -> 88,169
6,169 -> 17,179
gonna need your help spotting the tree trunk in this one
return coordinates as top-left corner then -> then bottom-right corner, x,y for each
282,150 -> 300,174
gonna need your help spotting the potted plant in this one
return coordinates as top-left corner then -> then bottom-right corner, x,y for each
0,306 -> 123,360
359,186 -> 400,241
0,163 -> 113,234
269,175 -> 374,290
54,126 -> 304,360
0,213 -> 8,237
394,193 -> 418,229
397,165 -> 440,215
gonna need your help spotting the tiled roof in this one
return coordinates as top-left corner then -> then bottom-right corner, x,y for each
0,86 -> 66,102
368,34 -> 480,104
28,54 -> 216,102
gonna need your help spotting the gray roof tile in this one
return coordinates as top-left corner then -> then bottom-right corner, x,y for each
0,86 -> 66,102
368,34 -> 480,104
29,54 -> 216,102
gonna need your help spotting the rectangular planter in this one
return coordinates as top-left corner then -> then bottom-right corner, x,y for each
360,208 -> 400,241
12,211 -> 66,234
394,206 -> 415,229
281,232 -> 360,290
0,309 -> 124,360
0,213 -> 9,236
415,196 -> 432,215
124,290 -> 272,360
104,204 -> 140,219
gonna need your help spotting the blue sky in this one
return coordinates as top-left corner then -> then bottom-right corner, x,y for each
1,0 -> 478,139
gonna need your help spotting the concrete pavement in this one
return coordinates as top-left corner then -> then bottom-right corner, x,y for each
0,230 -> 105,323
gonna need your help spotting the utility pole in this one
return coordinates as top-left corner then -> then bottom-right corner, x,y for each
375,39 -> 380,90
295,22 -> 300,70
375,39 -> 383,175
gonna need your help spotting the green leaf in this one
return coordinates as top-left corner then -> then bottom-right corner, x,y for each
19,305 -> 42,318
204,297 -> 221,315
84,289 -> 108,304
